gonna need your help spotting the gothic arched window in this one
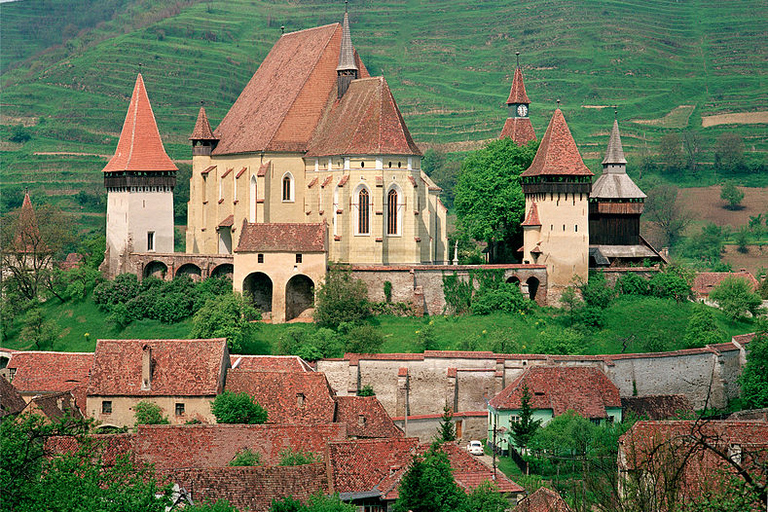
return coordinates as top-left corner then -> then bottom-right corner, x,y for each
358,187 -> 370,235
387,188 -> 399,235
282,173 -> 293,202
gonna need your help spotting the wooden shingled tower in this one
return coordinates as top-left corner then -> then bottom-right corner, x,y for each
499,54 -> 536,145
102,74 -> 177,278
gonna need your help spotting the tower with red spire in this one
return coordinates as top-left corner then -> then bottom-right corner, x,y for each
499,54 -> 536,145
102,74 -> 177,277
520,107 -> 593,302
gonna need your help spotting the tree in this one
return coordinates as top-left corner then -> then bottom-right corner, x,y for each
682,130 -> 702,172
191,293 -> 259,352
683,307 -> 727,349
509,384 -> 542,452
748,214 -> 766,243
454,138 -> 538,262
19,303 -> 58,350
714,132 -> 746,171
436,405 -> 456,442
734,225 -> 751,254
393,443 -> 467,512
270,493 -> 355,512
464,481 -> 509,512
343,324 -> 384,354
134,401 -> 170,426
211,391 -> 268,424
720,181 -> 744,210
739,331 -> 768,409
313,264 -> 370,328
708,276 -> 763,321
644,184 -> 692,247
659,133 -> 685,172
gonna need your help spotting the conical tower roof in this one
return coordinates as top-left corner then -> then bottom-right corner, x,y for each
14,192 -> 44,253
506,67 -> 531,105
601,119 -> 627,166
103,74 -> 177,173
189,106 -> 217,141
336,11 -> 358,72
522,109 -> 593,177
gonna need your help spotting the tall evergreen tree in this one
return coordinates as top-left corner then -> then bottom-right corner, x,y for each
436,405 -> 456,442
509,383 -> 541,452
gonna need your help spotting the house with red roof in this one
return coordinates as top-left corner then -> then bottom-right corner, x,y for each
692,270 -> 760,300
488,365 -> 622,453
512,487 -> 572,512
86,339 -> 229,427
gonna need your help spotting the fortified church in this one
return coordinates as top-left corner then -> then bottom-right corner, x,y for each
100,9 -> 663,319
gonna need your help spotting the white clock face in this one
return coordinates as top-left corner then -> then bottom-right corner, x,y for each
517,104 -> 528,117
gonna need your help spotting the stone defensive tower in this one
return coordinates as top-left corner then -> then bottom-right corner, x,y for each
102,74 -> 177,278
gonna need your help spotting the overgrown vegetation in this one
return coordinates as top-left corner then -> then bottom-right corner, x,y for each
278,448 -> 321,466
134,401 -> 170,427
210,391 -> 268,424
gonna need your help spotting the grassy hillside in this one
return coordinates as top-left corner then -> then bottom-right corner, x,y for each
2,0 -> 767,220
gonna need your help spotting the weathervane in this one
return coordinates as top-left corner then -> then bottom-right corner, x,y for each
516,51 -> 520,68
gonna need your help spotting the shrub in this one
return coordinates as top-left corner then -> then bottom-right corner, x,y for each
93,273 -> 140,310
616,273 -> 650,296
278,448 -> 321,466
709,276 -> 764,322
344,324 -> 384,354
383,281 -> 392,303
314,264 -> 370,328
134,401 -> 169,426
648,272 -> 691,302
683,307 -> 727,349
534,327 -> 583,355
720,181 -> 744,210
580,272 -> 614,309
358,385 -> 375,397
191,293 -> 259,352
228,448 -> 262,467
211,391 -> 268,424
471,282 -> 532,315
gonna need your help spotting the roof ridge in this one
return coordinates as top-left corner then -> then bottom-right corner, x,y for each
283,22 -> 339,37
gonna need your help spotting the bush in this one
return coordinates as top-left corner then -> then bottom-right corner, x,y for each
720,181 -> 744,210
211,391 -> 268,424
534,327 -> 583,355
191,293 -> 259,352
9,124 -> 32,143
709,276 -> 764,322
344,324 -> 384,354
278,448 -> 321,466
580,272 -> 614,309
616,273 -> 650,296
648,272 -> 691,301
134,401 -> 169,426
228,448 -> 262,467
683,307 -> 727,349
471,282 -> 532,315
314,264 -> 370,328
358,385 -> 375,397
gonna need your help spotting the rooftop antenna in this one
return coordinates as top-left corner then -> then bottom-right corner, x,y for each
516,51 -> 520,68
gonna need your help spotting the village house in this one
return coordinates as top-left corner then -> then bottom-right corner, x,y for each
692,270 -> 761,302
512,487 -> 572,512
488,365 -> 622,453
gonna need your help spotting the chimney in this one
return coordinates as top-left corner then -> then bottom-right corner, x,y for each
142,344 -> 152,390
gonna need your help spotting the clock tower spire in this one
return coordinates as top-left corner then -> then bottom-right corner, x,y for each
499,52 -> 536,145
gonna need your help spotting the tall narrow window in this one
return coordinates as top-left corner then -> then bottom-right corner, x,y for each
147,231 -> 155,251
249,176 -> 257,222
387,189 -> 398,235
358,188 -> 370,234
282,173 -> 293,202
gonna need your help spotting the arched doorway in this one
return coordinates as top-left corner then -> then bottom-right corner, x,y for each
285,274 -> 314,321
506,275 -> 521,289
144,261 -> 168,280
243,272 -> 273,317
526,277 -> 539,301
210,263 -> 234,280
176,263 -> 202,282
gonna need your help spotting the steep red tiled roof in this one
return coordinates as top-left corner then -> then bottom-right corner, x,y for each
0,377 -> 26,417
521,202 -> 541,226
489,366 -> 620,418
212,24 -> 369,155
135,424 -> 345,468
235,222 -> 326,253
499,117 -> 536,145
732,333 -> 756,345
334,396 -> 403,438
46,433 -> 135,467
506,67 -> 531,105
329,437 -> 419,493
189,106 -> 217,140
7,351 -> 93,394
692,271 -> 759,297
621,395 -> 694,421
513,487 -> 572,512
87,339 -> 228,397
231,355 -> 311,372
307,76 -> 421,157
521,109 -> 593,177
225,370 -> 336,424
102,74 -> 177,173
20,390 -> 84,422
13,192 -> 45,253
218,215 -> 234,228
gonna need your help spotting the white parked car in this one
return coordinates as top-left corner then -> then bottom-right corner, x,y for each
467,440 -> 484,456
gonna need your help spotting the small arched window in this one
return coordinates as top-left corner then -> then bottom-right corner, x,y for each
282,173 -> 293,202
358,187 -> 370,235
387,188 -> 399,235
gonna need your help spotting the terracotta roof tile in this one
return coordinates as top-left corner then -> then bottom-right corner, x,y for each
513,487 -> 572,512
218,215 -> 234,228
103,74 -> 177,173
733,333 -> 757,345
692,271 -> 759,297
499,117 -> 536,145
506,67 -> 531,105
87,339 -> 228,397
225,369 -> 336,424
21,390 -> 84,422
521,109 -> 593,177
306,77 -> 421,157
0,377 -> 26,417
621,395 -> 694,420
189,106 -> 217,141
230,355 -> 312,372
46,433 -> 135,467
235,222 -> 326,252
329,437 -> 419,493
7,351 -> 93,394
521,202 -> 541,226
334,396 -> 403,438
489,366 -> 620,418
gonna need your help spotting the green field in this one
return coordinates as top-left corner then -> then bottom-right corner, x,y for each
2,0 -> 767,221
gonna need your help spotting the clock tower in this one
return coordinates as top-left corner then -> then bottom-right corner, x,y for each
499,53 -> 536,145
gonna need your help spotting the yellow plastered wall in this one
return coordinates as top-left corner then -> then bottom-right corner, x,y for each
87,395 -> 216,427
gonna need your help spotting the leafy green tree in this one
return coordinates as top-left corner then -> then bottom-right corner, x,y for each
648,272 -> 692,302
228,448 -> 262,466
714,132 -> 746,172
9,124 -> 32,143
454,138 -> 538,262
211,391 -> 268,424
739,331 -> 768,409
644,184 -> 691,247
734,225 -> 751,253
417,321 -> 439,351
464,481 -> 509,512
19,303 -> 58,350
616,272 -> 650,296
709,276 -> 763,321
580,272 -> 614,309
134,401 -> 169,427
343,324 -> 384,354
270,493 -> 355,512
682,223 -> 726,266
509,384 -> 542,452
682,307 -> 727,349
759,276 -> 768,300
393,443 -> 467,512
278,448 -> 321,466
191,293 -> 259,352
436,405 -> 456,442
749,214 -> 766,242
471,282 -> 532,315
720,181 -> 744,210
659,133 -> 685,172
313,264 -> 370,328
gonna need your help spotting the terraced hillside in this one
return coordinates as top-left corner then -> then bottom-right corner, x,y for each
2,0 -> 767,219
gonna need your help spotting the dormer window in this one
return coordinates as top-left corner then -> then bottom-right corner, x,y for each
296,393 -> 305,407
358,415 -> 366,426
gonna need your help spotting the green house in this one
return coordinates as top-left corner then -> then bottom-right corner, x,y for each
488,365 -> 623,453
